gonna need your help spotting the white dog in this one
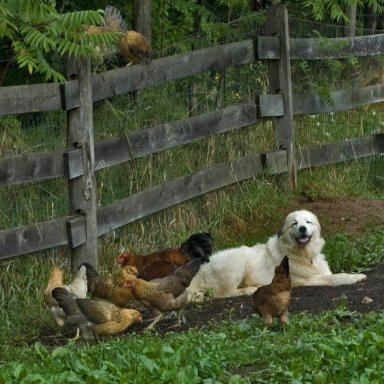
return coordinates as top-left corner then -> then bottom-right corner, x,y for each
187,210 -> 366,301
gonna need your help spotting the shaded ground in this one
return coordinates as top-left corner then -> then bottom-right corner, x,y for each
40,197 -> 384,345
128,261 -> 383,335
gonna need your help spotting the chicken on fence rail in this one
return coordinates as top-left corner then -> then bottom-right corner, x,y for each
123,234 -> 213,330
52,287 -> 142,339
86,5 -> 152,65
116,232 -> 214,281
252,255 -> 291,328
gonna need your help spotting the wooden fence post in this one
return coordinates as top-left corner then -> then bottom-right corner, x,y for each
264,5 -> 297,189
65,56 -> 98,270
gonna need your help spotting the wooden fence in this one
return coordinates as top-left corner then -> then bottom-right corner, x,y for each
1,5 -> 384,268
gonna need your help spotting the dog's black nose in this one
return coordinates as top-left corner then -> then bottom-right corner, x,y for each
299,226 -> 307,233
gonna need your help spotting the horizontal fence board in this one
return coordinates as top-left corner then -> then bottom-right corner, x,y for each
293,84 -> 384,115
0,151 -> 65,186
65,40 -> 255,109
94,103 -> 259,170
297,134 -> 384,169
0,217 -> 70,260
96,150 -> 287,236
1,86 -> 381,186
2,134 -> 383,259
291,34 -> 384,60
258,33 -> 384,60
3,33 -> 384,116
0,83 -> 63,116
1,40 -> 254,115
0,103 -> 258,185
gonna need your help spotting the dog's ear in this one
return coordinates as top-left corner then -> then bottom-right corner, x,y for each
277,221 -> 285,237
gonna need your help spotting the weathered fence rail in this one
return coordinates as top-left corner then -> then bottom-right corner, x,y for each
0,40 -> 255,116
1,5 -> 384,265
258,33 -> 384,60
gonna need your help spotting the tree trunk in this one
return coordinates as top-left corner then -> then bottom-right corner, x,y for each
345,5 -> 356,37
133,0 -> 152,42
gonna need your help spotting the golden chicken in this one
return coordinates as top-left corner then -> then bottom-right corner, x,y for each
43,267 -> 66,327
118,30 -> 152,65
43,265 -> 88,327
252,256 -> 291,327
52,287 -> 142,339
111,265 -> 139,286
124,239 -> 212,330
82,263 -> 137,307
117,232 -> 213,280
87,5 -> 152,65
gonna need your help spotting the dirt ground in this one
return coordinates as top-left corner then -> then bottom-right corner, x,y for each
40,197 -> 384,344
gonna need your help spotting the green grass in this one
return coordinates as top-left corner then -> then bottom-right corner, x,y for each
1,56 -> 384,381
325,230 -> 384,273
2,310 -> 384,383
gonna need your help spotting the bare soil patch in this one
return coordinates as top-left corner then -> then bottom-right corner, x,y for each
39,197 -> 384,345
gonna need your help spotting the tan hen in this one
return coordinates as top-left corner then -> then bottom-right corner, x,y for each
52,287 -> 142,339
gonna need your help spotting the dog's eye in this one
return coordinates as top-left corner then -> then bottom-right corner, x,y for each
291,221 -> 298,227
306,221 -> 313,224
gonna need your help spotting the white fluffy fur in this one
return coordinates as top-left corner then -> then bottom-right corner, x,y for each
187,210 -> 366,301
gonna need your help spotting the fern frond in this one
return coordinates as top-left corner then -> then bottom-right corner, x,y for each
21,26 -> 56,51
0,4 -> 18,37
35,50 -> 65,82
12,41 -> 39,74
2,1 -> 124,81
366,0 -> 384,13
57,10 -> 105,30
329,2 -> 347,22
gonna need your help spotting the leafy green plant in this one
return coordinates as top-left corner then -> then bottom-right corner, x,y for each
2,311 -> 384,383
302,0 -> 384,22
0,0 -> 121,81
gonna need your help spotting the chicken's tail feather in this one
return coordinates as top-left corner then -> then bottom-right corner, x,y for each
52,286 -> 76,299
104,5 -> 127,32
72,264 -> 87,281
81,262 -> 101,292
52,287 -> 77,313
180,232 -> 213,262
173,254 -> 210,287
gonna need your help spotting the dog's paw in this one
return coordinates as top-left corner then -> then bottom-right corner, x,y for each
354,273 -> 367,282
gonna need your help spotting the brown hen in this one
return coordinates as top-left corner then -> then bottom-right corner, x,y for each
252,255 -> 291,327
52,287 -> 142,339
124,236 -> 213,330
87,5 -> 152,65
82,263 -> 137,307
117,232 -> 213,280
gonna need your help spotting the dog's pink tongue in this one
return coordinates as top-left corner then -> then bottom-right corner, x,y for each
298,236 -> 310,244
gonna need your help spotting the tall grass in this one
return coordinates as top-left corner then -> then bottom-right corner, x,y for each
1,49 -> 384,370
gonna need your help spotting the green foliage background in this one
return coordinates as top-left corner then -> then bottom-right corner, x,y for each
1,1 -> 384,382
